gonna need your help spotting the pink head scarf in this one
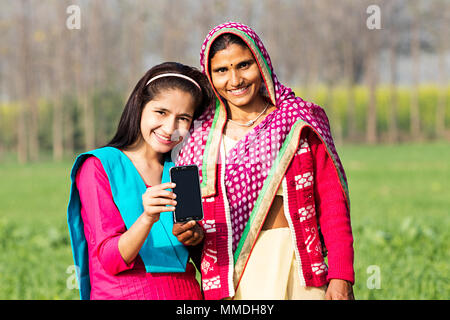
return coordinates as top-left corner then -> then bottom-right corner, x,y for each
177,22 -> 348,252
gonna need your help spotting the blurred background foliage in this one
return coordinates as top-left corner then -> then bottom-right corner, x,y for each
0,0 -> 449,162
0,0 -> 449,300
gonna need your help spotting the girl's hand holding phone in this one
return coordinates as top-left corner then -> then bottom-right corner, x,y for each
142,182 -> 177,225
172,221 -> 204,246
141,181 -> 204,245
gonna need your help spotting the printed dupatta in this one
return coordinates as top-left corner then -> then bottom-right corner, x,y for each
175,22 -> 349,255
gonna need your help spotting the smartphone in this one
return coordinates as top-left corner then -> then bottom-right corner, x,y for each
169,165 -> 204,223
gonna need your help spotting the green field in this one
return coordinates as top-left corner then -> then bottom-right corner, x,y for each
0,143 -> 449,299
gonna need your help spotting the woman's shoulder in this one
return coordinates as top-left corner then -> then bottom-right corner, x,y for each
80,155 -> 103,170
281,97 -> 331,139
75,146 -> 123,175
76,155 -> 109,187
285,97 -> 326,117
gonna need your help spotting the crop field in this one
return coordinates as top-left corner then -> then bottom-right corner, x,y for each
0,143 -> 449,299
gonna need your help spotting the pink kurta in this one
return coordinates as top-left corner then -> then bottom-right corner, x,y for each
75,156 -> 202,300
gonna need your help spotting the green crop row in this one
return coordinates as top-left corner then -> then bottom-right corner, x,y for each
0,85 -> 449,158
295,84 -> 450,141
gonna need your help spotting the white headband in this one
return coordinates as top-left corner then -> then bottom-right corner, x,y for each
145,73 -> 201,90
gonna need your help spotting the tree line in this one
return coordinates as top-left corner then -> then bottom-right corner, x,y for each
0,0 -> 448,163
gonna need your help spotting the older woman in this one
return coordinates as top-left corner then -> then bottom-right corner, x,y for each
176,22 -> 354,300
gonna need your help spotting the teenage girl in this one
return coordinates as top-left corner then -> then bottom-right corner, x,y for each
67,62 -> 212,300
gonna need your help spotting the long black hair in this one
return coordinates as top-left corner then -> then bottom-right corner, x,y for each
106,62 -> 213,150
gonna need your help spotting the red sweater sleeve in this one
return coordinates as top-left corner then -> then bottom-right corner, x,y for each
76,156 -> 136,275
309,133 -> 355,284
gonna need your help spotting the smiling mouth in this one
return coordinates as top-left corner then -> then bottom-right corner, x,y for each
153,132 -> 175,144
228,85 -> 250,96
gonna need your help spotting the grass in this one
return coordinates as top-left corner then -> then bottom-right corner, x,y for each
0,161 -> 76,299
338,142 -> 450,299
0,143 -> 449,299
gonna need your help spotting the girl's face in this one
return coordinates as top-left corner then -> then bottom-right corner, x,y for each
140,88 -> 195,154
210,43 -> 263,109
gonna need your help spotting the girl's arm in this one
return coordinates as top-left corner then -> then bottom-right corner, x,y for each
76,157 -> 136,274
118,182 -> 177,265
76,157 -> 176,273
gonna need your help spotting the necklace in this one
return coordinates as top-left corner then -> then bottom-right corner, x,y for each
227,101 -> 269,127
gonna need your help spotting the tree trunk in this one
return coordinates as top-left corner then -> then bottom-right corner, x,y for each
81,0 -> 99,150
344,35 -> 357,142
17,103 -> 28,163
17,0 -> 32,163
366,39 -> 378,144
63,7 -> 75,157
410,2 -> 421,140
161,0 -> 178,61
435,3 -> 447,139
20,0 -> 39,161
388,25 -> 399,143
27,85 -> 39,161
52,1 -> 66,161
81,86 -> 95,150
327,94 -> 341,145
52,94 -> 64,161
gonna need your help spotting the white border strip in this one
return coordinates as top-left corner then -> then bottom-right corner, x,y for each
282,177 -> 306,286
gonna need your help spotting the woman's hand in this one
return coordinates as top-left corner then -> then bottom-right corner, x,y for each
325,279 -> 355,300
142,182 -> 177,225
172,220 -> 204,246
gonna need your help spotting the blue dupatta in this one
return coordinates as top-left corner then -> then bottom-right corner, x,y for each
67,147 -> 188,300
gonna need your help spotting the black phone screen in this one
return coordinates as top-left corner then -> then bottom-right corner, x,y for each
170,165 -> 203,223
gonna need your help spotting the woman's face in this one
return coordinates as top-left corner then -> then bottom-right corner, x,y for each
210,43 -> 263,109
140,88 -> 195,154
